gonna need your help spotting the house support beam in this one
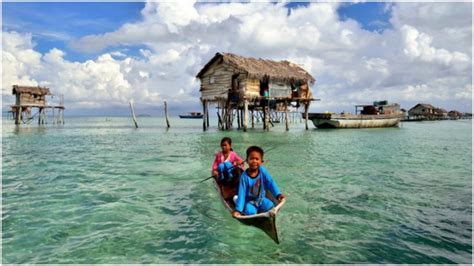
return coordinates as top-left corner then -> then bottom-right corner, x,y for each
202,99 -> 208,131
243,99 -> 248,132
304,101 -> 309,130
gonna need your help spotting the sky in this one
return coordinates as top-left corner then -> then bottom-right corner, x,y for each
1,1 -> 472,116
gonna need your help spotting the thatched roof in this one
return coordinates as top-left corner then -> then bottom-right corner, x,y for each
196,52 -> 315,83
12,85 -> 51,95
434,108 -> 447,114
409,103 -> 435,111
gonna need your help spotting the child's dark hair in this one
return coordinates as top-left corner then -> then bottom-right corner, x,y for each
221,137 -> 233,151
246,146 -> 264,159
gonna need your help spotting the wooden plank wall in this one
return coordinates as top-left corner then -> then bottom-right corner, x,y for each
242,78 -> 260,98
200,60 -> 237,100
19,93 -> 46,106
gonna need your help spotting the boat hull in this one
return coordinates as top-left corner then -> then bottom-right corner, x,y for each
308,113 -> 402,129
212,177 -> 285,244
179,115 -> 203,119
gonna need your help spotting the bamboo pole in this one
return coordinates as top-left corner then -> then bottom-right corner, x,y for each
129,101 -> 138,128
164,101 -> 170,128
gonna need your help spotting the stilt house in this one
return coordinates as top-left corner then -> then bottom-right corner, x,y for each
11,85 -> 65,125
196,52 -> 316,131
408,103 -> 435,120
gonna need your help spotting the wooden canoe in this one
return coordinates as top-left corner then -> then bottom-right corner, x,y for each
212,176 -> 286,244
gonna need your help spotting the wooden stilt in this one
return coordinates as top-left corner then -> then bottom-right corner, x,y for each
41,108 -> 46,125
237,106 -> 241,130
285,100 -> 289,131
227,104 -> 232,129
244,99 -> 248,132
224,106 -> 228,130
304,101 -> 309,130
202,100 -> 207,131
164,101 -> 170,128
263,107 -> 266,130
206,103 -> 210,128
15,107 -> 21,125
251,109 -> 254,128
264,106 -> 269,131
221,101 -> 226,130
129,101 -> 138,128
269,110 -> 274,127
217,111 -> 223,130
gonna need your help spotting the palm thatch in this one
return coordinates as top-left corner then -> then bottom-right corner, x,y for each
409,103 -> 435,112
12,85 -> 51,96
196,52 -> 315,83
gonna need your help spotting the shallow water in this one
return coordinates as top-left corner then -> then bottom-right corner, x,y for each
2,117 -> 472,263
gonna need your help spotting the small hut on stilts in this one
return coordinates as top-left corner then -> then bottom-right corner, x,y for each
11,85 -> 65,125
196,52 -> 316,131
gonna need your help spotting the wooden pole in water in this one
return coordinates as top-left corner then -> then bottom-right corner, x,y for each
164,101 -> 170,128
221,100 -> 225,130
244,99 -> 248,132
224,104 -> 228,130
251,109 -> 254,128
264,106 -> 269,131
217,111 -> 222,130
263,107 -> 266,130
285,100 -> 289,131
226,104 -> 231,130
237,105 -> 241,130
206,102 -> 210,128
304,101 -> 309,130
15,107 -> 21,125
202,100 -> 207,131
41,108 -> 47,125
129,101 -> 138,128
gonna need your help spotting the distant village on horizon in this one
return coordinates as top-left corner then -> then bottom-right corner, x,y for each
3,84 -> 472,125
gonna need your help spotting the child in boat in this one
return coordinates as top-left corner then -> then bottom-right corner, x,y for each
212,137 -> 244,182
233,146 -> 286,217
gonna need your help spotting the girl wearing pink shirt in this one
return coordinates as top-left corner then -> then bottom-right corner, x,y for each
212,137 -> 244,182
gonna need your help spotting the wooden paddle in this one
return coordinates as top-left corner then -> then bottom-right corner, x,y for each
199,161 -> 245,183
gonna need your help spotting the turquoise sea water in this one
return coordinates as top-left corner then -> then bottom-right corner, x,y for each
2,117 -> 472,263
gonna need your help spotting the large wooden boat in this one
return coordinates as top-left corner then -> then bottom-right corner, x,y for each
179,112 -> 203,119
308,101 -> 404,129
212,176 -> 286,244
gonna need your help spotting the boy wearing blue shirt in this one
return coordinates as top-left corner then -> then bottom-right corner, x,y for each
232,146 -> 286,217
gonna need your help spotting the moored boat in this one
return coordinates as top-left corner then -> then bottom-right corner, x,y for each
308,101 -> 404,129
212,175 -> 286,244
179,112 -> 203,119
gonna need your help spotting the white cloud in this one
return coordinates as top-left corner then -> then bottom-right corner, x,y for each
2,2 -> 472,113
401,25 -> 470,66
